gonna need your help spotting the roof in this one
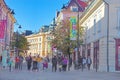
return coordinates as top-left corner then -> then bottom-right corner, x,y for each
67,0 -> 88,12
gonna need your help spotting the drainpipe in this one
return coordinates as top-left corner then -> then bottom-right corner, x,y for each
103,0 -> 109,72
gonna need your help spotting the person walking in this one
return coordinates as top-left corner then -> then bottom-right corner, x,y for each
78,56 -> 83,69
8,57 -> 14,72
52,56 -> 57,72
37,55 -> 42,71
19,56 -> 23,70
62,56 -> 68,71
68,57 -> 72,71
86,56 -> 92,70
42,59 -> 48,71
15,56 -> 19,69
32,56 -> 38,71
26,55 -> 32,71
58,56 -> 62,72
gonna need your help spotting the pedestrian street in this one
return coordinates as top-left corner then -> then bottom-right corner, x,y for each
0,64 -> 120,80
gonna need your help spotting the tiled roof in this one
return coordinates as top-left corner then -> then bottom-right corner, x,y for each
67,0 -> 88,12
77,0 -> 87,8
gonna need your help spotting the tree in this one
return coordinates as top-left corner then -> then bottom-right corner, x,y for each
11,32 -> 29,55
51,19 -> 76,56
51,18 -> 85,57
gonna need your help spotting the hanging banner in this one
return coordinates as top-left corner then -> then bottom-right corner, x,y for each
70,16 -> 77,40
0,20 -> 6,39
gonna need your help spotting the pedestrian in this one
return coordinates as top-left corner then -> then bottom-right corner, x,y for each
86,56 -> 92,70
68,56 -> 72,71
82,56 -> 86,71
26,55 -> 32,71
62,56 -> 68,71
42,59 -> 48,71
8,57 -> 14,72
52,56 -> 57,72
19,56 -> 23,70
37,55 -> 42,71
78,56 -> 82,69
15,56 -> 20,69
32,56 -> 38,71
58,56 -> 62,72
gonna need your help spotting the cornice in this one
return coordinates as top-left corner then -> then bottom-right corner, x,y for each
80,0 -> 103,25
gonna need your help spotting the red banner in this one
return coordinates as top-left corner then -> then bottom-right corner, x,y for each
0,20 -> 6,39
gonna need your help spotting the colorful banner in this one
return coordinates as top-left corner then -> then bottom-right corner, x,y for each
0,20 -> 6,39
70,16 -> 77,40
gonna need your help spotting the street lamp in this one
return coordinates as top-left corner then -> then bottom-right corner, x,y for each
77,9 -> 80,59
50,18 -> 57,58
15,23 -> 22,56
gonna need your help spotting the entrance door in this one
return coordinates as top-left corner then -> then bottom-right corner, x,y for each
115,39 -> 120,71
93,40 -> 99,71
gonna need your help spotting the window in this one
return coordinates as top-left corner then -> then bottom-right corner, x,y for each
39,38 -> 41,41
70,6 -> 78,12
98,14 -> 101,33
118,8 -> 120,31
93,19 -> 96,35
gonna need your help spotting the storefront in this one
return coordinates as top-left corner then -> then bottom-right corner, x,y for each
93,40 -> 99,70
87,43 -> 91,57
115,39 -> 120,71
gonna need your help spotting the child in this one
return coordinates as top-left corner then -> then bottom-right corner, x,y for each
42,60 -> 48,71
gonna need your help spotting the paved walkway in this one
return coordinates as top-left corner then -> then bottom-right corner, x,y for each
0,63 -> 120,80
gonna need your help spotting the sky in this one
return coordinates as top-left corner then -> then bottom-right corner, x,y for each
5,0 -> 69,32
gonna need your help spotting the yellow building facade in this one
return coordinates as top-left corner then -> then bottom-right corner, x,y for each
25,32 -> 52,57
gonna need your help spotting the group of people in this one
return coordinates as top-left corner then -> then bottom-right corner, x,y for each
51,55 -> 92,72
0,53 -> 92,72
76,56 -> 92,71
51,55 -> 72,72
25,55 -> 49,71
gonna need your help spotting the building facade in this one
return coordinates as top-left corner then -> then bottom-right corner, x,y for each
55,0 -> 88,60
25,32 -> 52,57
0,0 -> 16,57
79,0 -> 120,72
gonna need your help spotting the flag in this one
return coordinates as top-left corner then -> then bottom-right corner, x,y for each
0,20 -> 6,39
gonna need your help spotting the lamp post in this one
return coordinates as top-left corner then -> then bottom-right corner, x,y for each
50,18 -> 57,58
15,24 -> 22,56
77,9 -> 80,60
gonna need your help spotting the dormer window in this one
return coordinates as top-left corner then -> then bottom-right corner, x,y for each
70,6 -> 78,12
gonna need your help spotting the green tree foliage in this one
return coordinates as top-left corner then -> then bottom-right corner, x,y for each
11,32 -> 29,53
51,18 -> 85,56
51,19 -> 76,55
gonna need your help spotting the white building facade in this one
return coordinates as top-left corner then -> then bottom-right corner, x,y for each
80,0 -> 120,72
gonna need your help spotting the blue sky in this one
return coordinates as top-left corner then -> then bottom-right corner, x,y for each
5,0 -> 69,32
